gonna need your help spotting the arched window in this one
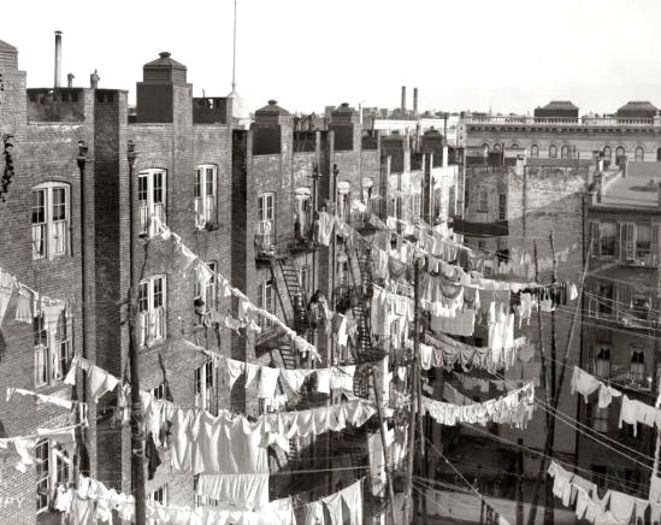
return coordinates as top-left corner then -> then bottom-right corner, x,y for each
635,146 -> 645,162
511,143 -> 520,149
549,145 -> 558,159
31,182 -> 71,260
493,144 -> 501,152
530,145 -> 539,158
616,146 -> 625,159
561,145 -> 571,159
603,146 -> 612,160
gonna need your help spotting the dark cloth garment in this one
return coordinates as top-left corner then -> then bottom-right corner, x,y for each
146,432 -> 162,480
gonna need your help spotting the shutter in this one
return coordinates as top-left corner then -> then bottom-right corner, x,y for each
590,222 -> 600,256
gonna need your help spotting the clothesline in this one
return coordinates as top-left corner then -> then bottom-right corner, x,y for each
570,366 -> 623,409
6,386 -> 86,410
421,380 -> 535,430
0,424 -> 81,473
0,266 -> 67,328
547,460 -> 656,524
151,220 -> 322,362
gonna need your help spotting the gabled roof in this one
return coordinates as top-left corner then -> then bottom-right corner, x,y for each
0,40 -> 17,52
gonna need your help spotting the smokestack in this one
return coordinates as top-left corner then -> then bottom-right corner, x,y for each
413,87 -> 418,114
401,86 -> 406,112
54,31 -> 62,88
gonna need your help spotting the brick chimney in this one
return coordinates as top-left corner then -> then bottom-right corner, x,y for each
413,87 -> 418,115
401,86 -> 406,112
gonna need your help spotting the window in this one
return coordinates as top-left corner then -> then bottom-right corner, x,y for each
257,192 -> 275,249
194,165 -> 217,228
194,360 -> 215,412
621,223 -> 636,261
636,224 -> 651,259
35,440 -> 49,512
603,146 -> 612,161
147,485 -> 169,524
34,307 -> 72,388
530,145 -> 539,158
616,146 -> 626,164
138,275 -> 167,346
35,439 -> 72,514
498,193 -> 507,221
152,383 -> 166,400
448,186 -> 456,217
337,181 -> 351,222
294,188 -> 311,237
630,348 -> 645,383
561,144 -> 571,159
194,475 -> 220,507
598,283 -> 614,317
594,345 -> 611,378
138,169 -> 166,236
194,262 -> 217,310
549,145 -> 558,159
477,189 -> 488,212
599,222 -> 617,257
257,280 -> 276,329
634,146 -> 645,162
482,144 -> 490,155
32,183 -> 70,260
493,144 -> 501,152
593,405 -> 608,433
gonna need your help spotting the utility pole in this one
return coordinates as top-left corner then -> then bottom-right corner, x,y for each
544,231 -> 559,525
127,143 -> 146,524
649,260 -> 661,499
404,257 -> 421,524
527,243 -> 592,525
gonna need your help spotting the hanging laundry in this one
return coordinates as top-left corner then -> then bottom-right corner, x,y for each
14,287 -> 33,323
258,365 -> 281,399
314,212 -> 336,246
430,309 -> 475,337
422,381 -> 535,429
6,387 -> 74,409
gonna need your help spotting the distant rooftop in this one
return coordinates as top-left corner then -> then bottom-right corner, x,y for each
541,100 -> 578,111
600,162 -> 661,209
0,40 -> 17,52
617,101 -> 658,113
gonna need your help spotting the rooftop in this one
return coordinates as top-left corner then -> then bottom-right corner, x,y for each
600,162 -> 661,209
144,51 -> 186,70
0,40 -> 17,52
617,101 -> 658,113
540,100 -> 578,110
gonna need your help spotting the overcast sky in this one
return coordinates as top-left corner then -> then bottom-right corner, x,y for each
4,0 -> 661,115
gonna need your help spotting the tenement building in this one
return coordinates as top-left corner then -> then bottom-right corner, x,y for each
0,37 -> 462,524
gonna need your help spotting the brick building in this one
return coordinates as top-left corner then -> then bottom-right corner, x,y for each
0,37 -> 462,523
577,160 -> 661,495
461,100 -> 661,164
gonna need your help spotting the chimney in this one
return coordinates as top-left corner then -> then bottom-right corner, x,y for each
593,172 -> 603,203
657,183 -> 661,210
401,86 -> 406,112
54,31 -> 62,88
413,87 -> 418,114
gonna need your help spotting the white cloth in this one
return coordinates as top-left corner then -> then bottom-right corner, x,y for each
258,366 -> 281,399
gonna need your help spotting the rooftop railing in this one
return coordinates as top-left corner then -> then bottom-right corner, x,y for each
463,115 -> 658,127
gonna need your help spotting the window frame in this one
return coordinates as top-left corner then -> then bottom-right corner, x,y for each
477,188 -> 488,212
34,306 -> 72,389
498,193 -> 507,221
634,146 -> 645,162
137,169 -> 167,236
194,164 -> 217,228
35,438 -> 73,514
530,144 -> 539,159
31,182 -> 71,260
138,275 -> 167,347
549,145 -> 558,159
194,359 -> 216,412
